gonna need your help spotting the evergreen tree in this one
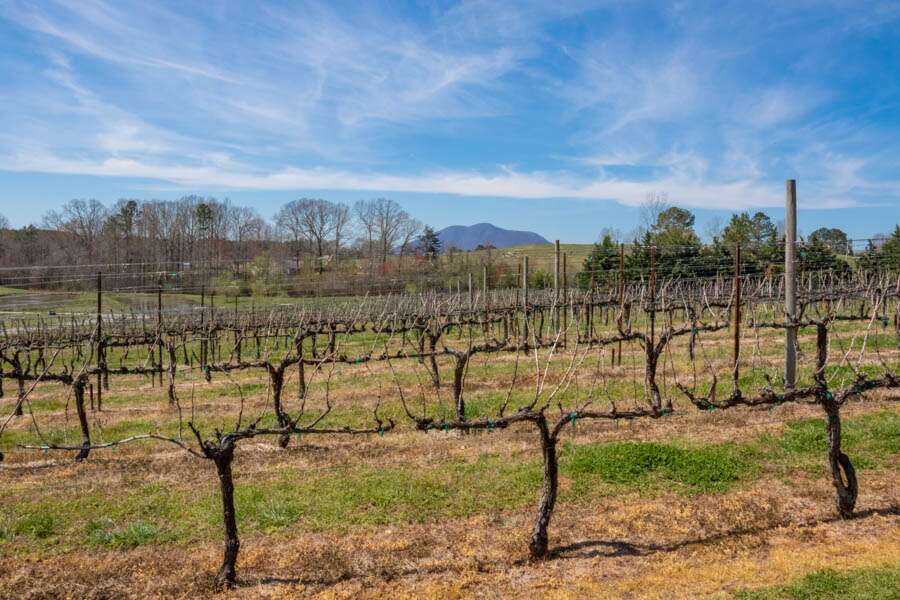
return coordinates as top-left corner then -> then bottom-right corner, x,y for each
860,226 -> 900,271
576,233 -> 618,288
627,206 -> 702,280
417,226 -> 442,260
799,236 -> 849,274
715,211 -> 781,275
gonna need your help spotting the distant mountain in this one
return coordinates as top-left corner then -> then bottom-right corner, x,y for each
437,223 -> 550,251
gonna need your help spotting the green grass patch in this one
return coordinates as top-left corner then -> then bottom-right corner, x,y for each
13,513 -> 57,539
735,565 -> 900,599
86,518 -> 163,549
561,441 -> 754,494
0,480 -> 204,554
763,411 -> 900,472
233,455 -> 542,532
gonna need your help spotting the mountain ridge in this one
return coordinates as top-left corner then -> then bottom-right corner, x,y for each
437,223 -> 550,251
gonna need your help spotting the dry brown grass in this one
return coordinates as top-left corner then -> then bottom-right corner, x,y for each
1,462 -> 896,599
1,322 -> 898,599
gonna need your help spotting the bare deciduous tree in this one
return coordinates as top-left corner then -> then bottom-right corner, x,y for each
332,202 -> 351,258
355,198 -> 417,269
276,198 -> 351,273
43,199 -> 109,260
228,206 -> 265,263
275,200 -> 307,270
396,216 -> 423,271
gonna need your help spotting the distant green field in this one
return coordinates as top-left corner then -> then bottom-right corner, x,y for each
468,242 -> 595,273
0,287 -> 382,316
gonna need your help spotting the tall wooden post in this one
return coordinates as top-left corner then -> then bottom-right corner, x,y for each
522,255 -> 529,344
96,271 -> 102,410
618,244 -> 625,366
785,180 -> 797,389
157,281 -> 164,386
234,295 -> 242,363
200,284 -> 207,377
468,272 -> 474,311
649,246 -> 656,350
588,253 -> 596,340
562,252 -> 568,346
554,240 -> 560,335
733,243 -> 742,385
483,265 -> 489,312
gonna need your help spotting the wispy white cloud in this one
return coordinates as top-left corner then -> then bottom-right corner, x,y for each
0,148 -> 867,211
0,0 -> 574,163
0,0 -> 898,221
741,86 -> 828,129
1,0 -> 242,83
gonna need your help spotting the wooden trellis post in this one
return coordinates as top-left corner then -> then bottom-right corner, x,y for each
785,179 -> 797,389
96,271 -> 102,411
618,243 -> 625,366
157,282 -> 164,386
200,285 -> 207,378
733,243 -> 742,386
522,255 -> 529,344
562,252 -> 568,347
649,246 -> 656,351
554,240 -> 560,335
483,265 -> 489,312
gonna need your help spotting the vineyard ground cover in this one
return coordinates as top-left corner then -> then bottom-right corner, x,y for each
2,274 -> 899,597
3,407 -> 896,555
0,364 -> 856,449
0,285 -> 395,317
0,402 -> 897,597
735,565 -> 900,599
0,321 -> 877,442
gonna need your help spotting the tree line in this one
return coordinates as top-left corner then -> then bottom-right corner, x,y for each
0,196 -> 898,294
576,202 -> 900,287
0,196 -> 426,275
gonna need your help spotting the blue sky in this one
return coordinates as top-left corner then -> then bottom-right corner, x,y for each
1,1 -> 899,241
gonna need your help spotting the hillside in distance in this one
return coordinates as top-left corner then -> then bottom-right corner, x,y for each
437,223 -> 550,251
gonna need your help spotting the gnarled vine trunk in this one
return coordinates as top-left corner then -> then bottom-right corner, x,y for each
15,374 -> 24,417
645,344 -> 662,411
425,331 -> 440,388
815,322 -> 857,518
297,358 -> 306,401
452,351 -> 470,420
825,406 -> 857,518
267,365 -> 291,448
529,415 -> 558,559
72,375 -> 91,461
213,445 -> 239,588
166,343 -> 177,404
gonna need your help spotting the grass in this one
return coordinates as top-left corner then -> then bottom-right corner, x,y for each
735,565 -> 900,599
12,513 -> 56,539
477,242 -> 594,265
0,401 -> 897,598
762,410 -> 900,473
87,518 -> 164,549
562,440 -> 754,494
2,410 -> 897,554
233,439 -> 751,534
232,453 -> 543,533
0,283 -> 897,596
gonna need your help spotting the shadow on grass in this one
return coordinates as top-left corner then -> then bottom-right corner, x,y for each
235,504 -> 900,591
548,505 -> 900,560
